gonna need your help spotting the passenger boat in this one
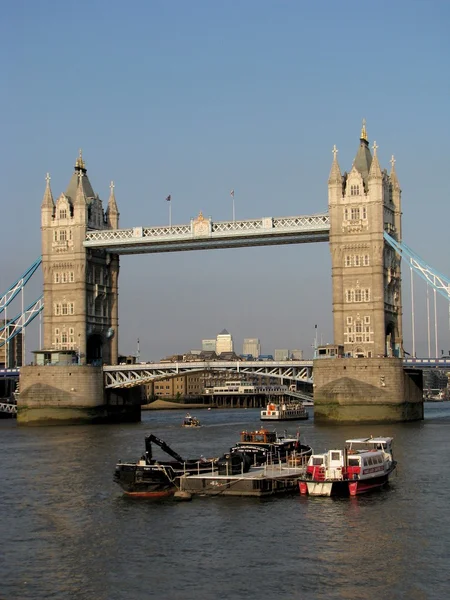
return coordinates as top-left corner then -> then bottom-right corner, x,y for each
261,401 -> 308,421
230,428 -> 312,466
298,436 -> 396,497
182,413 -> 201,427
114,434 -> 218,497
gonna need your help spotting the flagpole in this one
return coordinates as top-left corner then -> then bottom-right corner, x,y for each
231,189 -> 235,222
169,200 -> 172,227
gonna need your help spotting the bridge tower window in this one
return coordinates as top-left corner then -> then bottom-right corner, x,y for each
350,184 -> 360,196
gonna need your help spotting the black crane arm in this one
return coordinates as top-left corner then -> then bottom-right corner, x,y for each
145,434 -> 185,463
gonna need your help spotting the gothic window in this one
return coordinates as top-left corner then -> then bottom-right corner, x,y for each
346,290 -> 353,303
346,316 -> 353,325
363,255 -> 370,266
356,336 -> 362,343
354,255 -> 361,267
54,231 -> 58,242
345,255 -> 352,267
347,327 -> 352,334
355,322 -> 362,333
62,272 -> 67,284
351,208 -> 360,220
54,273 -> 60,283
364,289 -> 370,301
348,335 -> 354,343
70,336 -> 74,344
55,303 -> 61,316
364,316 -> 370,324
365,335 -> 370,342
69,303 -> 74,315
59,209 -> 67,219
350,184 -> 360,196
61,332 -> 68,345
354,289 -> 362,302
365,326 -> 370,333
69,272 -> 74,282
62,303 -> 68,315
69,328 -> 74,336
362,207 -> 367,220
69,230 -> 72,241
59,230 -> 67,242
344,208 -> 349,220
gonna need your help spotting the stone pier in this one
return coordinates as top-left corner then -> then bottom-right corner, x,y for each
18,365 -> 141,425
313,358 -> 423,424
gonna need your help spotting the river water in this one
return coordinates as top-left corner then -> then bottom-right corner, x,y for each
1,403 -> 450,600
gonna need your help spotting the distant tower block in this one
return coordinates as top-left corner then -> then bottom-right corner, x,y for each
40,151 -> 120,365
328,121 -> 403,358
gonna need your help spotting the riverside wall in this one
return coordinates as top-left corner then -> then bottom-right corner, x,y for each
17,365 -> 141,425
313,357 -> 424,424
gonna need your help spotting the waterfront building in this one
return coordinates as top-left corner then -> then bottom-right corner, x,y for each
0,320 -> 23,368
242,338 -> 261,358
274,348 -> 290,361
291,349 -> 304,360
202,339 -> 216,352
216,329 -> 233,354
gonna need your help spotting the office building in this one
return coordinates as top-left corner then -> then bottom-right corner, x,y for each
202,339 -> 216,352
216,329 -> 233,355
291,349 -> 304,360
242,338 -> 260,358
274,348 -> 290,361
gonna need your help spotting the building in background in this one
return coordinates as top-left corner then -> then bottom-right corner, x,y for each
0,320 -> 23,368
216,329 -> 233,355
291,349 -> 304,360
274,348 -> 290,361
202,339 -> 216,352
242,338 -> 261,358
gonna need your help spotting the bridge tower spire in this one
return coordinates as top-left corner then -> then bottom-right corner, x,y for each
328,121 -> 403,359
40,152 -> 120,366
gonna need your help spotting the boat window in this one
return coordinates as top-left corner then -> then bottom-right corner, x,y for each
312,457 -> 324,465
331,452 -> 341,461
348,458 -> 360,466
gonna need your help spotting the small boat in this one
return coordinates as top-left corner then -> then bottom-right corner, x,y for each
113,434 -> 218,497
261,401 -> 308,421
298,436 -> 396,497
230,428 -> 312,466
182,413 -> 201,427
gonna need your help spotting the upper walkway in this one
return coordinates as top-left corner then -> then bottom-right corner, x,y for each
84,213 -> 330,254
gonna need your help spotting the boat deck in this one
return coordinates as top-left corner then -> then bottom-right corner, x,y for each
177,464 -> 307,497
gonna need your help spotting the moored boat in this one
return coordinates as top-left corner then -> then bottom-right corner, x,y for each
114,434 -> 217,497
261,401 -> 308,421
298,436 -> 396,497
182,413 -> 201,427
230,428 -> 312,466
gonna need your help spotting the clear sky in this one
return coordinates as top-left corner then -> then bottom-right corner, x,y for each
1,0 -> 450,360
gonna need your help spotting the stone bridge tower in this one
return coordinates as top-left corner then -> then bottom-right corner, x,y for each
40,152 -> 120,365
328,121 -> 403,358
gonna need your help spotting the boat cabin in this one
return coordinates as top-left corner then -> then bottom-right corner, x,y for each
306,447 -> 388,481
239,429 -> 278,444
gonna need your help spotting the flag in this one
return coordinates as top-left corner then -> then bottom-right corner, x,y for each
166,195 -> 171,202
230,189 -> 234,198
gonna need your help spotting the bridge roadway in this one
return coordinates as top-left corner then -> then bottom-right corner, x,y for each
84,213 -> 330,254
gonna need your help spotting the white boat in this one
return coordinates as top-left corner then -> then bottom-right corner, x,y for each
298,436 -> 396,497
182,413 -> 201,427
260,401 -> 308,421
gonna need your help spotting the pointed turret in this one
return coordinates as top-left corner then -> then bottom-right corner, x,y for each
41,173 -> 54,209
389,155 -> 400,190
106,181 -> 119,228
65,149 -> 96,204
368,141 -> 382,180
74,171 -> 87,206
353,119 -> 373,186
328,145 -> 342,184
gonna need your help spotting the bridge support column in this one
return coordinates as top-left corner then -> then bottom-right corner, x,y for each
17,366 -> 141,425
313,358 -> 423,424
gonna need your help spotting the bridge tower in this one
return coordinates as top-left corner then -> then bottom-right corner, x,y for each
40,152 -> 120,365
328,121 -> 403,358
314,122 -> 423,424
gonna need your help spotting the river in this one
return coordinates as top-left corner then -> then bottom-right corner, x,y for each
1,403 -> 450,600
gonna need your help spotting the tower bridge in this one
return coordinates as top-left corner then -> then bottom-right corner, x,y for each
7,122 -> 430,424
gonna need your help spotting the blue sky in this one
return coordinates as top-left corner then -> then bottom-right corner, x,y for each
1,0 -> 450,360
